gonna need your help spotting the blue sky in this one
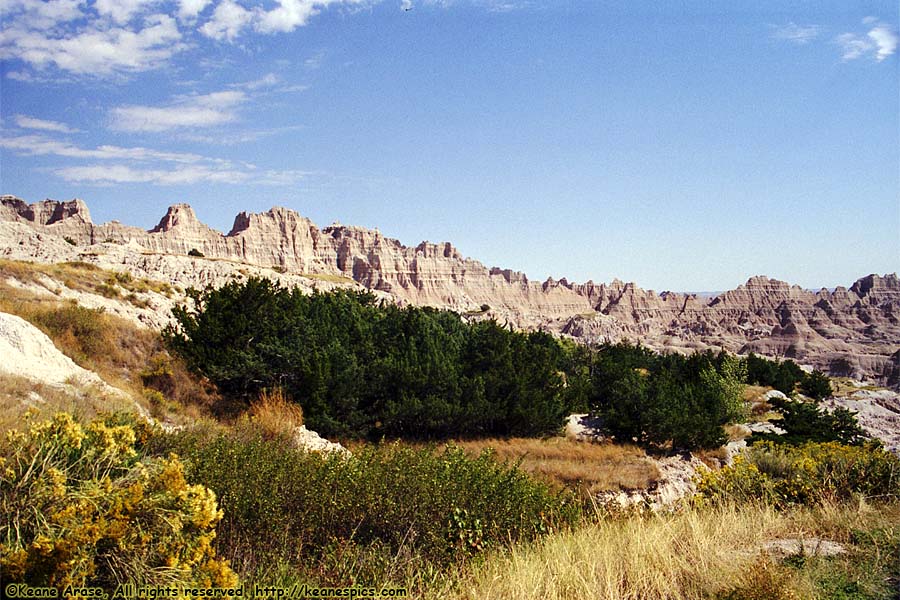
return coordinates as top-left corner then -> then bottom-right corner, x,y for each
1,1 -> 897,292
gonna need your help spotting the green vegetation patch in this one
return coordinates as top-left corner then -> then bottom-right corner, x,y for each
152,424 -> 580,586
164,277 -> 580,439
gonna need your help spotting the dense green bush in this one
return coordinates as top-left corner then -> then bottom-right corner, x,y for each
152,425 -> 580,582
750,396 -> 867,446
697,441 -> 900,506
165,278 -> 574,439
799,369 -> 833,400
745,354 -> 833,400
0,412 -> 236,588
587,343 -> 746,450
745,353 -> 806,395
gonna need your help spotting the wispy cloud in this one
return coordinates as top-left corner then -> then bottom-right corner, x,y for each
423,0 -> 529,10
179,125 -> 306,145
304,50 -> 327,69
53,163 -> 312,186
14,115 -> 80,134
771,22 -> 822,45
836,18 -> 898,62
110,90 -> 247,132
54,164 -> 253,185
0,132 -> 218,163
0,130 -> 308,186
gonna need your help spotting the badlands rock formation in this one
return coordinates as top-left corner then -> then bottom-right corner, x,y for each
2,196 -> 899,387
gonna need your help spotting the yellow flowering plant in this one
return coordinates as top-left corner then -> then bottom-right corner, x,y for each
0,412 -> 237,589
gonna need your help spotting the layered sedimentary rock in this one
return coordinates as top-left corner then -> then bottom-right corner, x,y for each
2,195 -> 898,386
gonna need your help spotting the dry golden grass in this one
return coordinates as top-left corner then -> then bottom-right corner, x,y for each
0,373 -> 139,434
0,258 -> 173,304
243,387 -> 305,439
830,377 -> 880,398
452,437 -> 660,494
450,503 -> 812,600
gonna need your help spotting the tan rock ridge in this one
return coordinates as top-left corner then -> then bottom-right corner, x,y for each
2,195 -> 898,388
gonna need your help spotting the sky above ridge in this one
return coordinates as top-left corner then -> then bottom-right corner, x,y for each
1,0 -> 898,292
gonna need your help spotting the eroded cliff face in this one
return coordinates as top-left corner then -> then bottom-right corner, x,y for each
3,195 -> 898,386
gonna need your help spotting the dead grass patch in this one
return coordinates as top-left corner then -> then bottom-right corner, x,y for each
0,373 -> 138,434
451,437 -> 660,494
452,502 -> 828,600
0,258 -> 173,306
242,387 -> 304,440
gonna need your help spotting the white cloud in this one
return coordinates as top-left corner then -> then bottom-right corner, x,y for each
836,18 -> 898,62
110,90 -> 247,132
94,0 -> 159,24
178,0 -> 213,20
199,0 -> 368,40
0,130 -> 306,186
422,0 -> 527,10
836,32 -> 873,61
868,25 -> 898,61
232,72 -> 279,90
51,162 -> 309,186
772,22 -> 822,44
256,0 -> 321,33
54,164 -> 252,185
0,0 -> 408,77
14,115 -> 80,133
0,0 -> 84,29
304,50 -> 326,69
199,0 -> 253,40
0,132 -> 212,163
400,0 -> 412,9
0,12 -> 185,75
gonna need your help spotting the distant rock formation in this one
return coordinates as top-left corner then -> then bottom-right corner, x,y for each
2,195 -> 898,387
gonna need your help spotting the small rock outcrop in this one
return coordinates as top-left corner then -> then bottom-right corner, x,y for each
0,311 -> 106,386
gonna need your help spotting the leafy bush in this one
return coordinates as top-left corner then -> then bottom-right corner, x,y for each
0,412 -> 236,588
152,425 -> 580,582
188,248 -> 204,257
588,343 -> 746,450
165,278 -> 574,439
697,441 -> 900,506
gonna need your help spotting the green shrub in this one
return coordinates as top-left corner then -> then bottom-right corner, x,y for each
751,396 -> 867,446
29,303 -> 112,363
165,278 -> 574,439
0,412 -> 236,588
745,353 -> 806,395
588,344 -> 746,450
697,441 -> 900,506
800,369 -> 833,400
152,425 -> 579,582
